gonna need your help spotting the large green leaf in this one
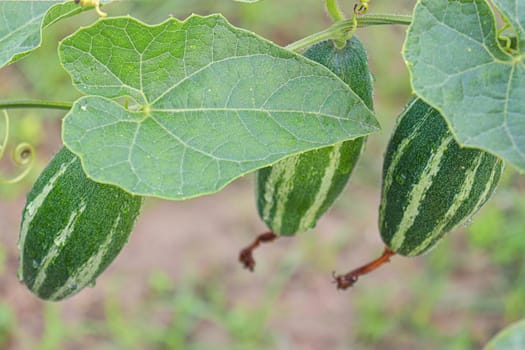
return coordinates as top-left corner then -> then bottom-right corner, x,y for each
60,15 -> 378,200
484,319 -> 525,350
0,1 -> 85,68
403,0 -> 525,172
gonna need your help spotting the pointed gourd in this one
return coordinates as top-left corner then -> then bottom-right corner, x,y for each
18,147 -> 143,301
379,98 -> 504,256
256,36 -> 373,235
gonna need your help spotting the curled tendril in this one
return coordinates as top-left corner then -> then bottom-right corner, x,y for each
354,0 -> 370,15
0,111 -> 36,185
333,9 -> 358,48
75,0 -> 107,17
332,0 -> 368,47
497,19 -> 518,54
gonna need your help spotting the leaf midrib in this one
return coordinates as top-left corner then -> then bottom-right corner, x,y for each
149,107 -> 370,124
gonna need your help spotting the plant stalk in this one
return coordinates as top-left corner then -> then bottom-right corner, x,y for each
325,0 -> 345,22
0,100 -> 73,111
0,16 -> 413,110
286,14 -> 412,52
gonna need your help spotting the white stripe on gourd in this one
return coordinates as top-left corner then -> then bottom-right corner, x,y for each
390,135 -> 454,251
48,213 -> 123,301
263,155 -> 300,233
378,98 -> 427,229
409,153 -> 485,256
298,143 -> 343,232
471,159 -> 504,215
18,157 -> 77,279
31,200 -> 87,293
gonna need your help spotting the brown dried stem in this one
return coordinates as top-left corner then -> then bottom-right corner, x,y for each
239,231 -> 278,272
333,246 -> 395,290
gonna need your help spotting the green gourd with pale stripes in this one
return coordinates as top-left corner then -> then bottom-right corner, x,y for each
18,147 -> 143,301
256,37 -> 373,235
380,98 -> 503,256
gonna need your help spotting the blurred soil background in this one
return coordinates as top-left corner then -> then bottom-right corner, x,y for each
1,0 -> 525,349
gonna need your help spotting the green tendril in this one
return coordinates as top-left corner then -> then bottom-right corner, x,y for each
354,0 -> 370,15
497,19 -> 519,54
325,0 -> 345,22
0,110 -> 36,184
324,0 -> 363,50
334,0 -> 373,48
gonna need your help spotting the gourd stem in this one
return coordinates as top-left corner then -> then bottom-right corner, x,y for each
325,0 -> 347,48
332,246 -> 395,289
239,231 -> 278,272
0,100 -> 73,111
286,14 -> 412,52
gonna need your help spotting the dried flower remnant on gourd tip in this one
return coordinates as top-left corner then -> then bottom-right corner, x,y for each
332,247 -> 395,290
239,232 -> 278,271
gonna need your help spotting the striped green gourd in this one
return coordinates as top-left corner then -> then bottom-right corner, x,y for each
18,147 -> 143,301
256,36 -> 373,235
379,98 -> 504,256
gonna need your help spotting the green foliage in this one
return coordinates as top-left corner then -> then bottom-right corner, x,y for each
256,37 -> 372,236
1,0 -> 525,348
353,291 -> 396,342
38,304 -> 65,350
467,181 -> 525,322
0,1 -> 86,67
81,252 -> 303,349
0,303 -> 14,348
0,244 -> 12,348
59,15 -> 378,200
468,190 -> 525,265
404,0 -> 525,172
484,318 -> 525,350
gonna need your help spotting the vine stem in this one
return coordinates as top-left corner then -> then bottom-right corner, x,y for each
325,0 -> 345,22
0,15 -> 412,111
286,14 -> 412,52
0,100 -> 73,111
324,0 -> 348,49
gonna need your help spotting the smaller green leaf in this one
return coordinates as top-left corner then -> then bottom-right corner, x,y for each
0,1 -> 110,68
484,319 -> 525,350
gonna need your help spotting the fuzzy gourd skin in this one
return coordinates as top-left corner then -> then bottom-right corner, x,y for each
379,98 -> 504,257
256,37 -> 373,236
18,147 -> 143,301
